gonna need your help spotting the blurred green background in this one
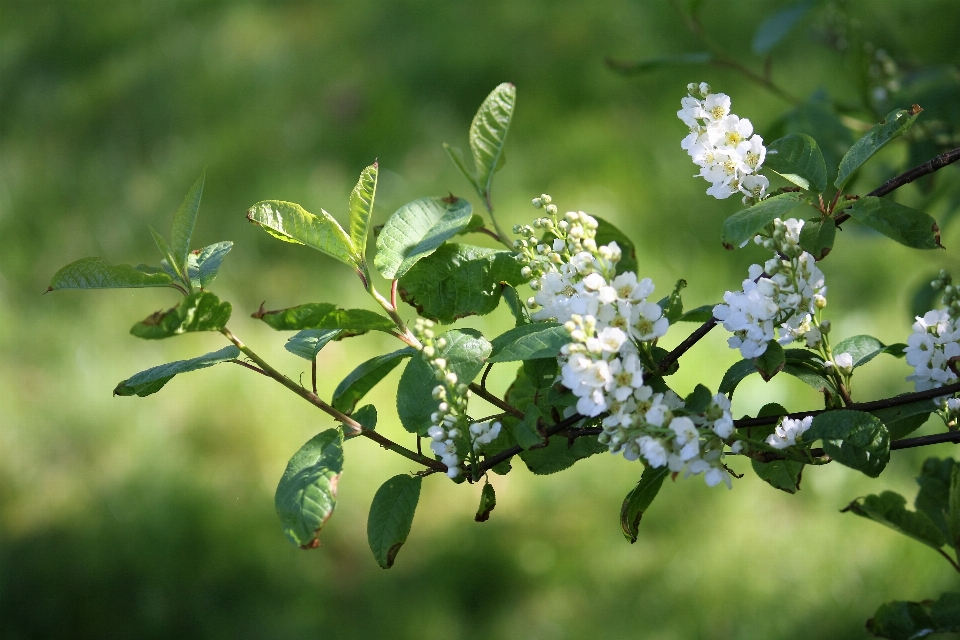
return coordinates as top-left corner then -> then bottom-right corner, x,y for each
3,1 -> 960,638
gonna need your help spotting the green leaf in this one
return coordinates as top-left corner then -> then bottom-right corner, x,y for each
254,302 -> 396,334
846,196 -> 942,250
332,348 -> 415,414
719,359 -> 757,396
113,345 -> 240,397
149,226 -> 186,285
457,214 -> 487,236
842,491 -> 945,550
678,304 -> 715,323
284,329 -> 342,360
513,405 -> 544,450
366,474 -> 421,568
488,323 -> 570,363
783,362 -> 838,395
397,329 -> 491,434
684,384 -> 713,414
657,279 -> 687,324
397,243 -> 524,324
949,464 -> 960,553
275,428 -> 344,548
192,241 -> 233,288
765,133 -> 827,192
867,592 -> 960,640
374,196 -> 474,280
130,292 -> 232,339
720,192 -> 806,249
47,257 -> 177,291
247,200 -> 358,267
502,285 -> 530,327
872,398 -> 936,440
470,83 -> 516,201
519,433 -> 606,475
170,172 -> 205,276
751,2 -> 811,54
441,143 -> 479,192
754,340 -> 785,381
752,458 -> 804,494
833,334 -> 886,368
351,404 -> 378,431
917,458 -> 955,541
798,216 -> 836,260
475,481 -> 497,523
884,343 -> 907,358
348,163 -> 378,260
595,216 -> 638,275
620,466 -> 669,543
835,107 -> 923,190
805,410 -> 890,477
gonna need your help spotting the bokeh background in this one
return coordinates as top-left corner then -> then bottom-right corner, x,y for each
3,1 -> 960,638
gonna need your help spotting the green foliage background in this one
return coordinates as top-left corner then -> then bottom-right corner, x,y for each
3,1 -> 960,637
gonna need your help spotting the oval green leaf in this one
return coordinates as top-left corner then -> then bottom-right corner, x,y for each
765,133 -> 827,192
620,466 -> 669,543
367,474 -> 421,568
130,292 -> 232,339
349,163 -> 378,260
254,302 -> 396,334
720,191 -> 806,248
48,257 -> 177,291
170,172 -> 205,275
832,334 -> 886,368
805,410 -> 890,477
247,200 -> 358,267
488,323 -> 570,363
332,348 -> 415,414
284,329 -> 342,360
374,196 -> 474,280
846,196 -> 942,250
114,345 -> 241,397
798,216 -> 835,260
470,83 -> 516,201
835,107 -> 922,190
275,428 -> 344,548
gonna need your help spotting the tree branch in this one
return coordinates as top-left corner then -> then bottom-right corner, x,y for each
468,383 -> 525,419
657,317 -> 718,373
834,146 -> 960,225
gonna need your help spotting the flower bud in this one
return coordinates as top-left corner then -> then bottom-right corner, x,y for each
813,294 -> 827,309
820,319 -> 831,334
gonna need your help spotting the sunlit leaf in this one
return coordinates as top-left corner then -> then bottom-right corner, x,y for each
374,196 -> 474,279
488,323 -> 570,363
275,428 -> 344,549
130,292 -> 232,339
348,163 -> 378,260
114,345 -> 240,397
48,257 -> 177,291
470,83 -> 516,202
247,200 -> 358,267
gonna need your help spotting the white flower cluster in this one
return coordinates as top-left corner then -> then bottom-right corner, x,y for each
713,218 -> 828,359
516,196 -> 736,488
414,319 -> 502,479
678,82 -> 769,203
765,416 -> 813,449
906,273 -> 960,406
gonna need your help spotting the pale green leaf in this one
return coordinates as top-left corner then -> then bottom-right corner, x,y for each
247,200 -> 358,267
193,241 -> 233,288
470,83 -> 516,201
284,329 -> 342,360
442,142 -> 479,192
48,257 -> 177,291
833,334 -> 886,368
349,163 -> 378,260
374,196 -> 474,280
255,302 -> 396,334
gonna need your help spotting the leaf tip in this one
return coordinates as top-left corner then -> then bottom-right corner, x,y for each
251,301 -> 267,319
384,542 -> 404,568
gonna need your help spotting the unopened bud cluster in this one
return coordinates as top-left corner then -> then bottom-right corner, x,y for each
678,82 -> 769,203
713,218 -> 828,358
414,319 -> 501,479
515,196 -> 736,488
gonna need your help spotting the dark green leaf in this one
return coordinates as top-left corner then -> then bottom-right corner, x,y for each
513,405 -> 544,450
519,433 -> 606,475
170,172 -> 205,276
247,200 -> 358,267
192,241 -> 233,288
835,107 -> 923,190
658,279 -> 687,324
782,362 -> 838,395
367,474 -> 421,568
397,243 -> 524,324
130,292 -> 232,339
765,133 -> 827,192
620,466 -> 669,543
275,428 -> 344,548
284,329 -> 342,360
752,458 -> 804,494
470,83 -> 516,200
502,285 -> 530,327
751,2 -> 811,55
867,592 -> 960,640
949,464 -> 960,554
917,458 -> 955,542
332,348 -> 415,413
833,334 -> 886,368
805,410 -> 890,477
798,216 -> 836,260
488,323 -> 570,363
475,482 -> 497,522
441,143 -> 479,192
255,302 -> 395,334
884,343 -> 907,359
720,192 -> 806,249
397,329 -> 491,434
754,340 -> 785,381
595,217 -> 638,275
684,384 -> 713,414
113,345 -> 240,397
457,214 -> 487,236
872,398 -> 936,440
678,304 -> 716,323
351,405 -> 378,431
374,196 -> 474,280
842,491 -> 945,550
348,163 -> 378,260
48,257 -> 177,291
846,196 -> 942,250
719,359 -> 757,395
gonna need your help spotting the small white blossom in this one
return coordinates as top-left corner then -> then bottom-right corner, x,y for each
766,416 -> 813,449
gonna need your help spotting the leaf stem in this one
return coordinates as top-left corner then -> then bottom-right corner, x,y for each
468,383 -> 524,419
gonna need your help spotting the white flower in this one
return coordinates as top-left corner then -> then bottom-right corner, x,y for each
834,352 -> 854,374
766,416 -> 813,449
